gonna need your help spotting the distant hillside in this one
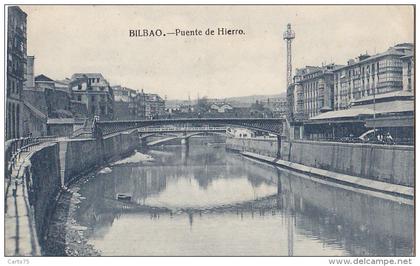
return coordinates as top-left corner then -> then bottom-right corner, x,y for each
166,92 -> 287,107
224,93 -> 287,104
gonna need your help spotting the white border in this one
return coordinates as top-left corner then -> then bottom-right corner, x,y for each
0,1 -> 417,266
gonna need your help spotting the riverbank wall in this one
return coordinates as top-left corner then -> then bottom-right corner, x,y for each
226,138 -> 414,188
5,130 -> 140,256
225,137 -> 278,157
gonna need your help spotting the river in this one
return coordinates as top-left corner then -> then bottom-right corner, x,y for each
45,139 -> 414,256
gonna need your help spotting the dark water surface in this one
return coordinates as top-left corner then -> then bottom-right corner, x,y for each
63,143 -> 413,256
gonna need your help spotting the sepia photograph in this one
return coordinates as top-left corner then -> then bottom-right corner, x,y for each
2,2 -> 415,261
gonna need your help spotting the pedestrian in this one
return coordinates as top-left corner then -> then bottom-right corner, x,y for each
377,132 -> 383,142
385,132 -> 394,144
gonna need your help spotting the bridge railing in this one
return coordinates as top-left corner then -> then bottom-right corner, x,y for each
137,126 -> 228,133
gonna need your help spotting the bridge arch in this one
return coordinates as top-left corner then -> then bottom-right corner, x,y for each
183,131 -> 226,139
145,131 -> 226,147
95,118 -> 285,157
138,132 -> 179,141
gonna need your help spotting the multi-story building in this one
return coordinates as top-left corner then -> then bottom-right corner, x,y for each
333,43 -> 414,110
6,6 -> 27,139
144,93 -> 165,119
134,89 -> 146,120
112,85 -> 141,120
287,64 -> 337,121
261,97 -> 288,118
70,73 -> 114,120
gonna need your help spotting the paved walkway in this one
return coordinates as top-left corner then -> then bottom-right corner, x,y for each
4,141 -> 53,256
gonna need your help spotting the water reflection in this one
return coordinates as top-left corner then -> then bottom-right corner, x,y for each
71,143 -> 413,256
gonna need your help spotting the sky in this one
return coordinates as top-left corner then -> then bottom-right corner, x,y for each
19,5 -> 414,100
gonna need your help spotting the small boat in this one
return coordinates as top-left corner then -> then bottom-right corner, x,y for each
116,193 -> 132,201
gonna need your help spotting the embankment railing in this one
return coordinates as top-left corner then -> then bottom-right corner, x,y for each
5,136 -> 59,181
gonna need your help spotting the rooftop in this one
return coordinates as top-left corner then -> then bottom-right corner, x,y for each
71,73 -> 105,79
35,74 -> 54,82
334,43 -> 413,71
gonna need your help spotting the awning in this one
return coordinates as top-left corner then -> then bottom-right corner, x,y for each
353,100 -> 414,114
351,91 -> 413,104
309,108 -> 374,120
365,116 -> 414,128
310,100 -> 413,121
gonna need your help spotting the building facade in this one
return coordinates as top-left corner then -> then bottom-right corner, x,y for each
287,43 -> 414,142
287,64 -> 337,121
261,97 -> 288,118
6,6 -> 27,139
333,43 -> 414,110
134,90 -> 147,120
70,73 -> 114,120
402,53 -> 414,93
24,55 -> 35,88
112,85 -> 143,120
144,93 -> 165,119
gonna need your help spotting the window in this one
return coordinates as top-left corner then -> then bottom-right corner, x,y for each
91,95 -> 95,102
77,95 -> 82,101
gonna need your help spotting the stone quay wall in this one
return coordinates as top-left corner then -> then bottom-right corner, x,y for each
287,140 -> 414,187
226,137 -> 414,187
225,137 -> 278,157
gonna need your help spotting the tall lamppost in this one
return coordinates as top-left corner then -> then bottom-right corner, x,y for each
283,23 -> 295,140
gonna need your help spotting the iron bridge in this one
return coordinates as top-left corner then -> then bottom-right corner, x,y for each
95,118 -> 285,137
